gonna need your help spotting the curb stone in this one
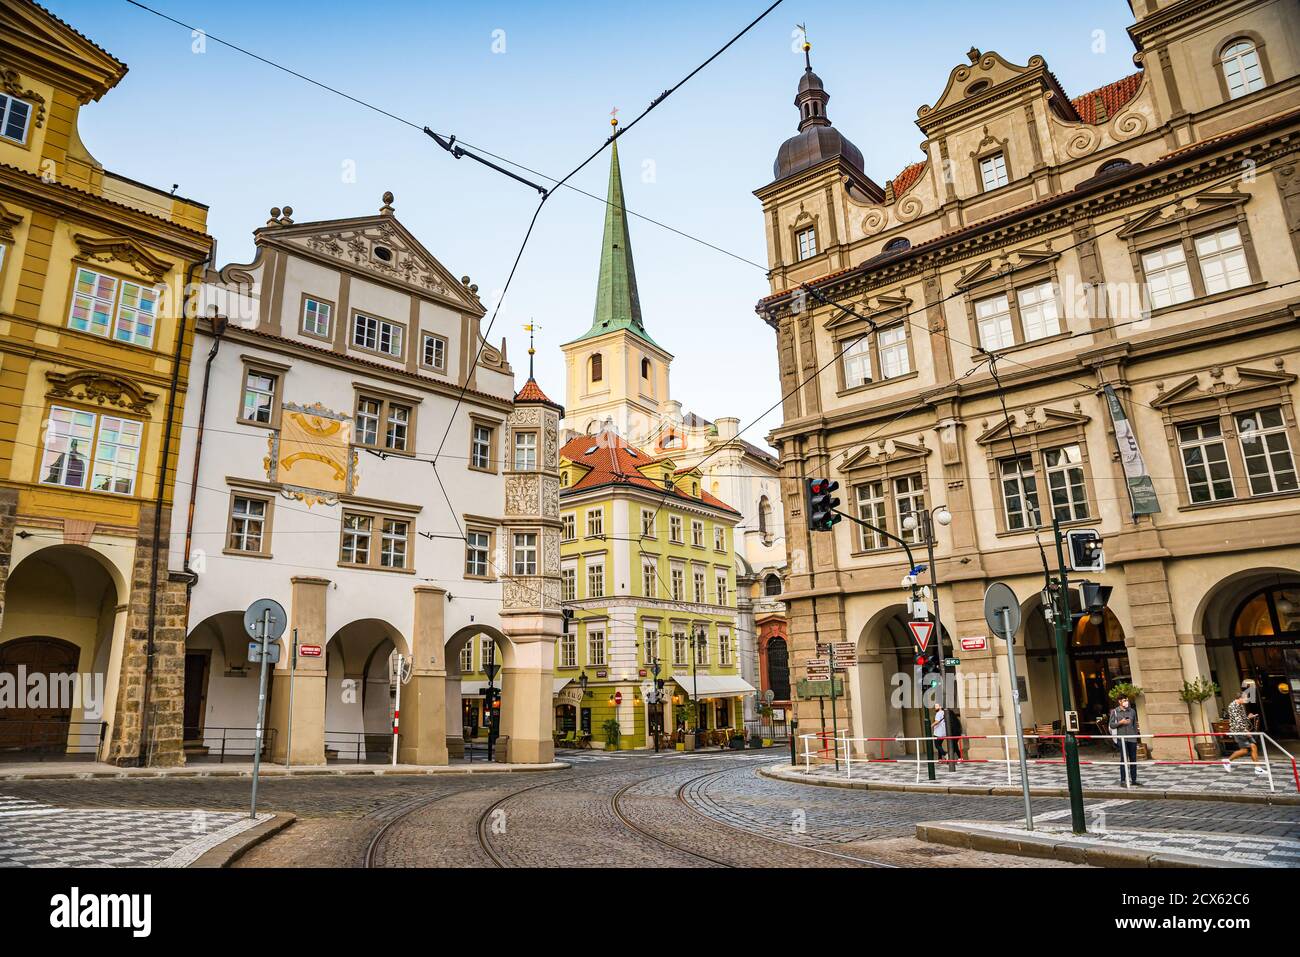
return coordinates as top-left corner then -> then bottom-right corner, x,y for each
191,813 -> 297,868
915,822 -> 1241,868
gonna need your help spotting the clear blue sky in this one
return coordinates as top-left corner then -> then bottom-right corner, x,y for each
49,0 -> 1139,449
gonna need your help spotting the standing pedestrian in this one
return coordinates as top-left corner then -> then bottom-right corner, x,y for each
1223,686 -> 1266,775
932,704 -> 948,762
1108,693 -> 1141,786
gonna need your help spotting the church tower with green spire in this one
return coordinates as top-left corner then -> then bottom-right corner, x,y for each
561,126 -> 673,444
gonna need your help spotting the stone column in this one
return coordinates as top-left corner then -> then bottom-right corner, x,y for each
949,579 -> 1008,759
268,576 -> 328,765
1123,560 -> 1192,759
0,488 -> 17,635
97,603 -> 131,762
399,585 -> 448,765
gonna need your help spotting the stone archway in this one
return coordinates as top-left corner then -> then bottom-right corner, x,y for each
852,605 -> 953,753
0,545 -> 124,761
324,618 -> 409,764
182,611 -> 262,760
445,624 -> 515,759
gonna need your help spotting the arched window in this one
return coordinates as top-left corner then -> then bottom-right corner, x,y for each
590,353 -> 603,383
1220,39 -> 1265,99
641,358 -> 651,379
764,573 -> 782,596
757,495 -> 771,536
766,636 -> 790,701
1097,158 -> 1132,175
883,236 -> 911,253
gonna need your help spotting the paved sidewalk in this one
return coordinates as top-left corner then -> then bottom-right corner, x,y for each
0,759 -> 568,781
918,814 -> 1300,868
773,754 -> 1300,804
0,794 -> 270,867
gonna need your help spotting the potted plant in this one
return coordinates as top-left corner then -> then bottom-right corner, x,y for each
1108,682 -> 1148,758
601,718 -> 621,751
729,728 -> 746,750
1179,676 -> 1221,759
673,701 -> 695,751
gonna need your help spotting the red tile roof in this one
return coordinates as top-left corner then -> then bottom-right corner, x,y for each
890,161 -> 926,197
1071,72 -> 1144,125
514,377 -> 558,406
561,433 -> 740,515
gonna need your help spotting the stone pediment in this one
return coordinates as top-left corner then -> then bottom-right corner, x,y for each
1116,191 -> 1248,240
0,2 -> 127,104
917,50 -> 1070,131
840,437 -> 930,472
264,212 -> 486,316
46,370 -> 157,416
1152,365 -> 1296,409
74,234 -> 173,283
955,247 -> 1057,291
976,406 -> 1089,445
824,294 -> 912,332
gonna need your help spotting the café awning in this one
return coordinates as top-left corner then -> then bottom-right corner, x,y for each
671,675 -> 756,699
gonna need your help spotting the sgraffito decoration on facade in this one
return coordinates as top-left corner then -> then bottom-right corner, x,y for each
263,402 -> 358,506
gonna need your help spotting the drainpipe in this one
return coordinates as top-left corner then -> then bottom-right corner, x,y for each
182,310 -> 229,580
138,251 -> 211,767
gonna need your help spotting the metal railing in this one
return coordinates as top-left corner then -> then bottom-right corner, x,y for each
186,727 -> 277,763
324,730 -> 393,764
0,720 -> 105,761
799,731 -> 1300,793
744,718 -> 789,743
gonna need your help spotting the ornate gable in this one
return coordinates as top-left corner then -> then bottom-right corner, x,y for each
1152,364 -> 1297,409
955,247 -> 1058,291
976,406 -> 1090,445
823,293 -> 912,333
74,234 -> 173,283
263,203 -> 485,316
917,49 -> 1072,133
1116,191 -> 1249,240
46,369 -> 156,415
840,436 -> 930,472
0,0 -> 127,104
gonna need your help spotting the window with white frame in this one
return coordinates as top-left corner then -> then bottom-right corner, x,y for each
695,631 -> 710,665
842,335 -> 872,388
1177,420 -> 1235,504
459,642 -> 473,674
1016,281 -> 1062,342
1043,444 -> 1089,522
67,268 -> 159,347
354,395 -> 412,452
340,514 -> 372,565
480,635 -> 495,670
352,313 -> 403,357
586,508 -> 603,538
1194,227 -> 1251,295
561,565 -> 577,602
512,532 -> 537,575
560,632 -> 577,668
854,480 -> 888,550
465,530 -> 490,577
673,630 -> 688,665
0,92 -> 32,144
641,508 -> 656,538
385,404 -> 409,451
718,629 -> 732,666
302,297 -> 332,338
999,455 -> 1041,531
471,423 -> 494,470
586,560 -> 605,599
669,515 -> 683,543
979,152 -> 1008,191
422,333 -> 448,372
670,565 -> 685,601
714,526 -> 726,551
228,495 -> 269,553
690,520 -> 703,547
241,369 -> 278,425
561,513 -> 576,542
379,518 -> 409,569
643,627 -> 659,663
588,628 -> 606,666
974,293 -> 1015,351
40,406 -> 142,495
355,397 -> 381,447
1220,40 -> 1265,99
513,431 -> 537,470
642,558 -> 658,598
1237,408 -> 1298,495
715,571 -> 728,605
1141,242 -> 1194,308
692,567 -> 706,603
796,227 -> 817,261
894,473 -> 925,544
877,325 -> 910,379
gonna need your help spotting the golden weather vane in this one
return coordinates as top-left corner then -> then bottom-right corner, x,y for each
523,322 -> 540,377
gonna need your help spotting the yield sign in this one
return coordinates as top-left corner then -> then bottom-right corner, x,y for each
907,620 -> 935,653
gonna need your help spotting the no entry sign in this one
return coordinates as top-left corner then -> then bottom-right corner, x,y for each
300,644 -> 322,658
613,691 -> 623,705
907,620 -> 935,653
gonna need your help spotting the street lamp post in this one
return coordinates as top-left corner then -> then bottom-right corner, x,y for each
691,628 -> 704,739
903,505 -> 953,772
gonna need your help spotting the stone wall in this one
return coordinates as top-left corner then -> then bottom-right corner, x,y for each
0,488 -> 17,635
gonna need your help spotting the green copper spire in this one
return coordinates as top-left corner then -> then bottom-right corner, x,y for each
572,137 -> 658,346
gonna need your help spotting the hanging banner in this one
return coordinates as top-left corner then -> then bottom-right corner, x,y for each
1103,384 -> 1160,516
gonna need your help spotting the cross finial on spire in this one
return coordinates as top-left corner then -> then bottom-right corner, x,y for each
610,105 -> 619,128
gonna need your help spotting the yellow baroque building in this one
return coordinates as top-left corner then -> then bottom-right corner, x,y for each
0,1 -> 212,766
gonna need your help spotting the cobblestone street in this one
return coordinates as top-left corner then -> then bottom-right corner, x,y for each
2,753 -> 1295,868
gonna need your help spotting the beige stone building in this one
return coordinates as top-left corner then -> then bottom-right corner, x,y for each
755,0 -> 1300,759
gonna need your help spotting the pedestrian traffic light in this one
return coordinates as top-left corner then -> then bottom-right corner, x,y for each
1077,580 -> 1113,626
1066,529 -> 1105,573
806,477 -> 841,532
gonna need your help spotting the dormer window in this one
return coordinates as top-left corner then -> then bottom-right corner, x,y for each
372,245 -> 393,263
883,237 -> 911,253
796,227 -> 817,261
979,152 -> 1009,192
965,80 -> 990,96
0,93 -> 32,145
1220,40 -> 1265,100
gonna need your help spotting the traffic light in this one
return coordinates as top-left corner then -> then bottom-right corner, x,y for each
1066,529 -> 1105,573
806,477 -> 842,532
1077,580 -> 1114,626
561,607 -> 575,634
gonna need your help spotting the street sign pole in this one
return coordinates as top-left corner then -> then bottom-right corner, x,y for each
250,608 -> 271,821
1001,606 -> 1033,831
1051,512 -> 1088,835
285,629 -> 297,768
391,653 -> 402,767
